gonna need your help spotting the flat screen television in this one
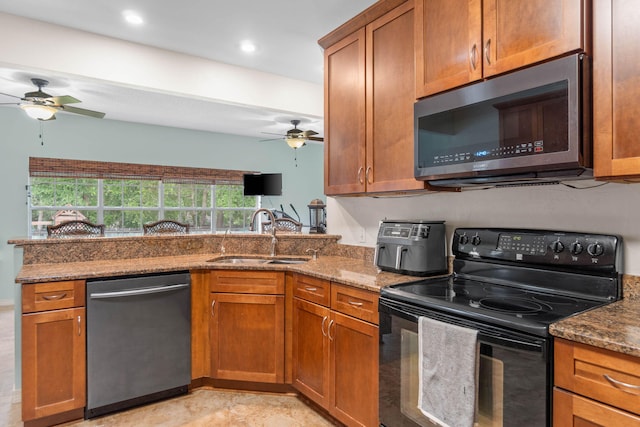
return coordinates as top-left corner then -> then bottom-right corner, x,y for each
243,173 -> 282,196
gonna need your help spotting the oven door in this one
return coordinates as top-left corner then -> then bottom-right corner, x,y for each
379,298 -> 551,427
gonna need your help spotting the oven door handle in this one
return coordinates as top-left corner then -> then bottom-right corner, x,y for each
379,299 -> 547,357
477,332 -> 546,356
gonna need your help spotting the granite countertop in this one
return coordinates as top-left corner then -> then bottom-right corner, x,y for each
16,239 -> 640,358
550,296 -> 640,358
15,253 -> 421,293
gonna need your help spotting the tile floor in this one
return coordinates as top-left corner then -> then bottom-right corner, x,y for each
0,307 -> 338,426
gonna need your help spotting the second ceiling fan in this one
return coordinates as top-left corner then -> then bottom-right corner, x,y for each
262,120 -> 324,149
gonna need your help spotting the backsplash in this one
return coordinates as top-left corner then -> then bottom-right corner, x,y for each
11,234 -> 349,265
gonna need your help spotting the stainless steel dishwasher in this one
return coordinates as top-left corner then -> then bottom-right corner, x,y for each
86,271 -> 191,418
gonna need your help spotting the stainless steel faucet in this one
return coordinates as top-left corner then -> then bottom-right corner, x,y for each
249,208 -> 278,257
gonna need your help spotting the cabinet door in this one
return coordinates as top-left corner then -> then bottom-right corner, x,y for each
191,270 -> 210,380
324,28 -> 366,195
22,308 -> 86,421
554,388 -> 640,426
210,293 -> 284,383
330,311 -> 379,427
366,0 -> 426,192
292,298 -> 331,408
593,0 -> 640,179
483,0 -> 584,77
415,0 -> 482,98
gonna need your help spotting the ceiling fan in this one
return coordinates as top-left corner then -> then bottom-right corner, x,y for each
262,119 -> 324,149
0,78 -> 105,121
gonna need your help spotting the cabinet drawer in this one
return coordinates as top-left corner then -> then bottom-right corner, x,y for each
553,387 -> 640,426
555,338 -> 640,415
210,270 -> 284,294
22,280 -> 85,313
331,283 -> 378,325
293,274 -> 330,307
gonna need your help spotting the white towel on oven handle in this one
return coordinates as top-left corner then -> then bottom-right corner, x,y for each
418,316 -> 479,427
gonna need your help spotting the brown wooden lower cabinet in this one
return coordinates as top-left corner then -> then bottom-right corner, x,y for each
209,270 -> 286,384
293,274 -> 379,427
330,310 -> 378,427
554,338 -> 640,426
293,298 -> 331,407
22,307 -> 86,423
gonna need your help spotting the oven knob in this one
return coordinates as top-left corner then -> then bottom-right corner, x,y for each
471,235 -> 481,246
588,242 -> 605,257
570,241 -> 584,255
550,240 -> 565,253
459,234 -> 469,245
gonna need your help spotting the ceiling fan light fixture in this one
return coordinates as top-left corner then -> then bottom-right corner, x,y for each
20,104 -> 56,120
286,137 -> 306,149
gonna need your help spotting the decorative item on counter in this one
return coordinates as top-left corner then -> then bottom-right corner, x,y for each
307,199 -> 326,234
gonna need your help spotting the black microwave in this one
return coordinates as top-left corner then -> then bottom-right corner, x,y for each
414,54 -> 591,188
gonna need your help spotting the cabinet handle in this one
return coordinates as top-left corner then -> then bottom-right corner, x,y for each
321,316 -> 328,337
484,39 -> 491,65
42,293 -> 67,301
77,315 -> 82,336
304,286 -> 318,292
211,300 -> 216,317
357,167 -> 364,184
328,319 -> 335,341
470,44 -> 478,70
348,300 -> 364,307
365,167 -> 372,184
604,374 -> 640,395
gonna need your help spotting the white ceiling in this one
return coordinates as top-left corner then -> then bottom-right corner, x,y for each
0,0 -> 376,138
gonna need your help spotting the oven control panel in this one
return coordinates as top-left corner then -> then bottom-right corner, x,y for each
453,228 -> 621,270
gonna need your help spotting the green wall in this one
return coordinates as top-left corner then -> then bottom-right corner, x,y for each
0,107 -> 325,301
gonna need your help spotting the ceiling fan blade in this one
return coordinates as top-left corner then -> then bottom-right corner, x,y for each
58,104 -> 105,118
259,137 -> 284,142
0,92 -> 22,99
51,95 -> 81,105
302,130 -> 318,137
0,102 -> 20,105
261,131 -> 287,136
306,136 -> 324,142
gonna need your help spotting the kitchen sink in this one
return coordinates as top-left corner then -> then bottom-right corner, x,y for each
207,256 -> 308,265
208,257 -> 270,265
267,259 -> 308,265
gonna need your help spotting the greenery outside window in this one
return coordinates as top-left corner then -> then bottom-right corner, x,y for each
28,158 -> 258,237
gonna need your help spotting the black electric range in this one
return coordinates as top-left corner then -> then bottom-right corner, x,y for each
378,228 -> 623,427
381,227 -> 623,337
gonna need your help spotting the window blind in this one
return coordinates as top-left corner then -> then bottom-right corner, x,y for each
29,157 -> 256,185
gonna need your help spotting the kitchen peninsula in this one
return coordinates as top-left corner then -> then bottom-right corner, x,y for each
11,232 -> 640,427
11,232 -> 414,427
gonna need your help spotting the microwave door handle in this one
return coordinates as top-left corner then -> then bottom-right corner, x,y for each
395,246 -> 407,270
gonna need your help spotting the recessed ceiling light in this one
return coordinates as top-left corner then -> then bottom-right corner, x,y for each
122,10 -> 144,25
240,40 -> 257,53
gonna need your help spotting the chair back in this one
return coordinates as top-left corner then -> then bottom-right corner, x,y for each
47,220 -> 105,237
143,220 -> 190,235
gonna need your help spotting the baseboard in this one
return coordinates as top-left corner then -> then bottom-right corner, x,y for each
0,300 -> 14,309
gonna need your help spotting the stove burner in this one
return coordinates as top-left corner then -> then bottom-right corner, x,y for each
478,297 -> 551,314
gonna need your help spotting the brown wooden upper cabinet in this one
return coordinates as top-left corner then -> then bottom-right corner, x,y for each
593,0 -> 640,179
415,0 -> 587,99
323,0 -> 428,195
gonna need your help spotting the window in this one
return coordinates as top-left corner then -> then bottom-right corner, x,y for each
28,158 -> 259,237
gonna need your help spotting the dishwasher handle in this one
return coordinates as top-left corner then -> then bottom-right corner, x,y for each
90,283 -> 189,299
